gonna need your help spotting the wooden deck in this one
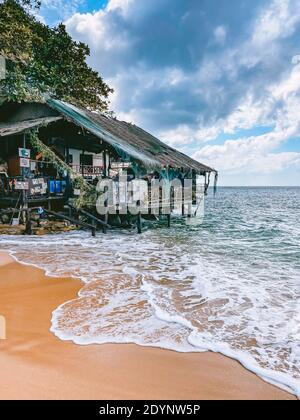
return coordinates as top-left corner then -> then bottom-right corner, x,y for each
0,196 -> 66,211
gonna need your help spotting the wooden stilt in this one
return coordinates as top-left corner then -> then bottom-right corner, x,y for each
103,197 -> 108,234
167,213 -> 171,228
91,219 -> 96,237
137,211 -> 142,234
136,200 -> 142,234
25,209 -> 32,235
182,179 -> 185,216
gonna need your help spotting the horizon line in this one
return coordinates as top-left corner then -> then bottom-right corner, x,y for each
212,185 -> 300,188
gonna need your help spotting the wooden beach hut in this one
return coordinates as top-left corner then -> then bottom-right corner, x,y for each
0,99 -> 217,234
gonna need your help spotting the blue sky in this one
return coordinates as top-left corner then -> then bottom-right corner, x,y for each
39,0 -> 300,186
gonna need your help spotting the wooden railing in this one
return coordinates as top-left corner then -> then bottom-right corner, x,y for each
69,165 -> 104,176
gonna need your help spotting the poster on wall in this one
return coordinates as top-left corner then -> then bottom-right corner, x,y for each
20,158 -> 30,168
29,178 -> 48,195
30,161 -> 36,171
18,148 -> 31,158
15,181 -> 29,190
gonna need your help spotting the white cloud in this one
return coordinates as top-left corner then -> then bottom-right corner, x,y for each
292,55 -> 300,65
252,0 -> 300,46
237,0 -> 300,70
271,63 -> 300,101
214,26 -> 227,45
107,0 -> 134,15
159,125 -> 223,146
62,0 -> 300,184
157,0 -> 300,151
193,70 -> 300,175
194,137 -> 300,175
189,0 -> 300,177
66,10 -> 131,51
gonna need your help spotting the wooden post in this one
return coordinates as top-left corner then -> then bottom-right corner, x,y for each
167,213 -> 171,228
91,219 -> 96,237
181,179 -> 185,216
137,212 -> 142,234
22,134 -> 28,223
103,150 -> 107,177
25,209 -> 32,235
81,150 -> 85,177
103,213 -> 108,234
103,192 -> 108,234
65,146 -> 70,165
65,145 -> 72,200
137,200 -> 142,234
167,184 -> 172,227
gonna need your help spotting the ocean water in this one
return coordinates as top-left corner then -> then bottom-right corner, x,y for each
0,187 -> 300,397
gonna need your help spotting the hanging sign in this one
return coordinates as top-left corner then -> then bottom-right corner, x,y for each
20,158 -> 30,168
15,181 -> 29,190
19,148 -> 31,158
111,162 -> 131,169
29,178 -> 47,195
30,161 -> 37,171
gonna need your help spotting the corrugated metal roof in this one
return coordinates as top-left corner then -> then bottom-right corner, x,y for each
47,99 -> 216,174
0,116 -> 62,138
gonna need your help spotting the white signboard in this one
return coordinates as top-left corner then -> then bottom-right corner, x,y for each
19,148 -> 31,158
30,161 -> 36,171
15,181 -> 29,191
111,162 -> 131,169
20,158 -> 30,168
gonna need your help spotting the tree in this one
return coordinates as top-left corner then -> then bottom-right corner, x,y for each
0,0 -> 113,111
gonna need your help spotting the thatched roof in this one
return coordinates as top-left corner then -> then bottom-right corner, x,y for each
0,98 -> 217,175
46,99 -> 217,175
0,116 -> 62,138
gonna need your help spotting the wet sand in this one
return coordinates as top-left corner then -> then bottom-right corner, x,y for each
0,251 -> 295,400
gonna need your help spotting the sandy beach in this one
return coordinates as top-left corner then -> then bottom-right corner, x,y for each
0,251 -> 295,400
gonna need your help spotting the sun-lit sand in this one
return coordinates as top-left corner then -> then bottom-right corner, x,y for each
0,251 -> 295,400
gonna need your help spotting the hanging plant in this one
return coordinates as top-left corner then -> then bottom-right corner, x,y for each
28,130 -> 96,209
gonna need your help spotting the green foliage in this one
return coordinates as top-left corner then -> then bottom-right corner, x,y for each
28,130 -> 97,208
0,0 -> 113,111
28,130 -> 77,176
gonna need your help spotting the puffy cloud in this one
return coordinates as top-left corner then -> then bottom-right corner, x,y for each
251,0 -> 300,46
194,134 -> 300,175
194,62 -> 300,175
107,0 -> 134,14
62,0 -> 300,183
214,26 -> 227,45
